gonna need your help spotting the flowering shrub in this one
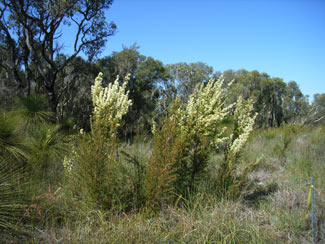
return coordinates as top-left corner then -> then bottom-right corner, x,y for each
64,73 -> 133,211
91,72 -> 132,139
177,75 -> 234,147
217,96 -> 259,198
147,75 -> 258,209
174,76 -> 235,195
229,96 -> 257,156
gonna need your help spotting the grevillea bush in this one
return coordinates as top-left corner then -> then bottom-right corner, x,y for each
64,73 -> 133,211
90,72 -> 132,139
146,75 -> 258,210
216,96 -> 260,198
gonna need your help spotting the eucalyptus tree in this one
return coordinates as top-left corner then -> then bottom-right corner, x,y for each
56,56 -> 100,128
221,69 -> 310,127
0,0 -> 116,114
166,62 -> 214,103
312,93 -> 325,124
282,81 -> 309,124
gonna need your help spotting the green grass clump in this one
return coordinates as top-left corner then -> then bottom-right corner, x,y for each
27,196 -> 270,244
0,163 -> 37,243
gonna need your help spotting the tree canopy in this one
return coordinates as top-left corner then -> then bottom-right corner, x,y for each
220,69 -> 310,127
0,0 -> 116,113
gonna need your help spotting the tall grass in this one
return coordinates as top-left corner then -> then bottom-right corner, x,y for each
0,95 -> 68,241
0,111 -> 26,164
26,196 -> 270,244
0,165 -> 30,230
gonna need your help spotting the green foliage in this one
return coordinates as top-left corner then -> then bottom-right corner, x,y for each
215,97 -> 259,198
56,57 -> 100,129
273,124 -> 296,163
0,97 -> 68,238
60,117 -> 77,133
0,95 -> 67,185
64,132 -> 142,213
24,196 -> 270,244
0,111 -> 26,164
1,47 -> 324,242
222,69 -> 310,128
120,150 -> 147,210
11,125 -> 321,243
26,124 -> 66,180
0,163 -> 33,235
1,97 -> 324,243
145,100 -> 185,210
283,81 -> 309,124
0,168 -> 24,230
65,131 -> 125,211
312,93 -> 325,124
166,62 -> 214,103
15,94 -> 54,132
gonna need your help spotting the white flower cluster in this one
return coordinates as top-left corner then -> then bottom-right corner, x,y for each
229,96 -> 257,156
91,72 -> 132,134
63,156 -> 73,174
178,75 -> 234,147
173,75 -> 256,153
151,119 -> 157,135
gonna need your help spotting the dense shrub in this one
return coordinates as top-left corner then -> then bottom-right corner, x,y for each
63,73 -> 133,211
146,76 -> 258,210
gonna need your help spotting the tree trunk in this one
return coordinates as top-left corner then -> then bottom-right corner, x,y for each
45,85 -> 58,116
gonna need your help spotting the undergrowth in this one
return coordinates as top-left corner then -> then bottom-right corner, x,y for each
7,124 -> 321,244
1,81 -> 324,243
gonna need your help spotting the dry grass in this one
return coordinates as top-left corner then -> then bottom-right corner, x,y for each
29,198 -> 269,244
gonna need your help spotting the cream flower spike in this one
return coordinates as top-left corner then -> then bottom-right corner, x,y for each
91,72 -> 132,135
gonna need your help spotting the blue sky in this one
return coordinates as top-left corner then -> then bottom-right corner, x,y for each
93,0 -> 324,99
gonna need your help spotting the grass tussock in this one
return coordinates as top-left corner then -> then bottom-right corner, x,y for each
28,198 -> 269,244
